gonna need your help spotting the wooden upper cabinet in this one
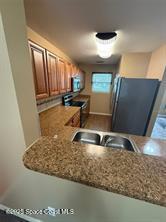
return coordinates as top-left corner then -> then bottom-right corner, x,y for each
72,65 -> 77,77
71,64 -> 74,77
71,64 -> 75,77
58,58 -> 66,93
28,41 -> 49,100
76,66 -> 79,76
77,67 -> 80,76
80,70 -> 85,89
65,62 -> 72,92
46,51 -> 59,96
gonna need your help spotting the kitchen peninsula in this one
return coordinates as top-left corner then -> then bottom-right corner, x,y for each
23,99 -> 166,208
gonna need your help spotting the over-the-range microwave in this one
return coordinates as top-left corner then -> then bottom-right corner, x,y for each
71,77 -> 81,92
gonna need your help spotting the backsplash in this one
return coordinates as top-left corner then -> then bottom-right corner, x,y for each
37,92 -> 79,113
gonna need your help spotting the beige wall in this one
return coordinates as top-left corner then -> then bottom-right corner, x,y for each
27,27 -> 75,64
119,53 -> 151,78
1,2 -> 40,147
79,64 -> 117,115
147,44 -> 166,80
0,0 -> 39,196
145,44 -> 166,135
146,70 -> 166,136
0,9 -> 25,197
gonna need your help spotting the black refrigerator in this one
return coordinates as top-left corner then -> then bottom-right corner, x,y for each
111,77 -> 160,136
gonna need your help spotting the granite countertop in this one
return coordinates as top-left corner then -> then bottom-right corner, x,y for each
39,104 -> 80,137
73,94 -> 90,103
23,102 -> 166,207
131,135 -> 166,157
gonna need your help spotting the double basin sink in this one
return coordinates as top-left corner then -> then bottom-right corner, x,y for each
72,129 -> 139,152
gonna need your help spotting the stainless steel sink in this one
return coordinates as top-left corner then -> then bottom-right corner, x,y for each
73,131 -> 101,145
101,135 -> 135,152
72,129 -> 139,152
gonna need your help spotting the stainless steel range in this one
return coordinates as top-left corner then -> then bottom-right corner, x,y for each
62,94 -> 88,127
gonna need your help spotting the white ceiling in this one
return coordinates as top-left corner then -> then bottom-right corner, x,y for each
24,0 -> 166,65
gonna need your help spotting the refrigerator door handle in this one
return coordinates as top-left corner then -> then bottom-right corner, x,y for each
115,79 -> 122,102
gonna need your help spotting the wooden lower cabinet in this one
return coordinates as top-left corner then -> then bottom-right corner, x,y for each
66,110 -> 80,127
29,41 -> 49,100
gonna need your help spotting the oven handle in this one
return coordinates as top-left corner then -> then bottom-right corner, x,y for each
82,103 -> 87,110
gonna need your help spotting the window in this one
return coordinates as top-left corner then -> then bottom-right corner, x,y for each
92,73 -> 112,93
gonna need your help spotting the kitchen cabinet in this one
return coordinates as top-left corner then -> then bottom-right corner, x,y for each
81,99 -> 90,127
72,65 -> 78,77
66,110 -> 80,127
29,40 -> 84,99
70,65 -> 85,90
76,67 -> 80,76
80,70 -> 85,90
46,51 -> 59,96
65,62 -> 72,92
58,58 -> 66,94
28,41 -> 49,100
71,64 -> 74,77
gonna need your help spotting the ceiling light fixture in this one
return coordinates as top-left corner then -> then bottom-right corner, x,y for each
95,32 -> 117,59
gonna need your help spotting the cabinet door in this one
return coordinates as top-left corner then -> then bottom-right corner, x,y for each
29,41 -> 49,100
76,66 -> 79,76
66,110 -> 80,127
80,70 -> 85,89
72,65 -> 77,77
58,58 -> 66,93
46,51 -> 59,96
71,64 -> 75,77
77,67 -> 80,76
66,62 -> 72,92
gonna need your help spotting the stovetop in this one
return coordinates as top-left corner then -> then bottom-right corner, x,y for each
71,101 -> 85,107
62,94 -> 85,108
